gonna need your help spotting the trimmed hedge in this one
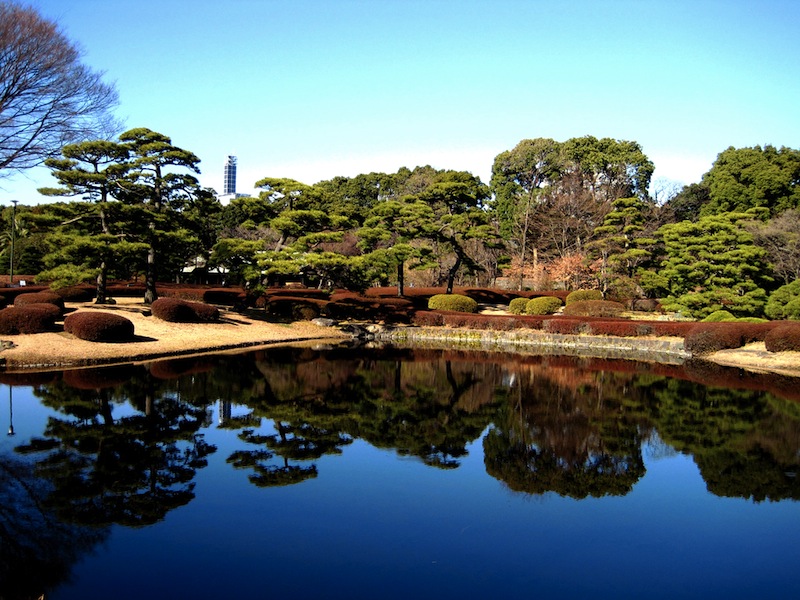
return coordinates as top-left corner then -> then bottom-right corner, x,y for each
54,285 -> 94,302
427,294 -> 478,313
565,289 -> 603,305
64,311 -> 136,342
265,296 -> 326,321
151,298 -> 220,323
684,322 -> 776,355
562,300 -> 624,318
0,304 -> 60,334
524,296 -> 562,315
14,291 -> 65,311
764,323 -> 800,353
508,297 -> 529,315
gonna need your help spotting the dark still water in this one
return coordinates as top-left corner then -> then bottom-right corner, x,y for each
1,346 -> 799,600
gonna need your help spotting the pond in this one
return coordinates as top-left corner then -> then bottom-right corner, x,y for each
1,345 -> 799,599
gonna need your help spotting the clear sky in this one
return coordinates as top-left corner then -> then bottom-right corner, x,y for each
3,0 -> 799,203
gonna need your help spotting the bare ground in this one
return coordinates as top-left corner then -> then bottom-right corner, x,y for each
0,299 -> 349,371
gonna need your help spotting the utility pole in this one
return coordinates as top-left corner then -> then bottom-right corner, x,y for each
9,200 -> 18,285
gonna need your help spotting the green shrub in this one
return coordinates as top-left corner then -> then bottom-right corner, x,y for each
64,311 -> 135,342
427,294 -> 478,313
0,305 -> 60,334
524,296 -> 562,315
508,297 -> 529,315
702,310 -> 737,322
562,300 -> 624,318
565,289 -> 603,305
151,298 -> 220,323
765,280 -> 800,320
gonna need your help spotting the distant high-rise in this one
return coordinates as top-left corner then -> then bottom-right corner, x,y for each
223,155 -> 237,195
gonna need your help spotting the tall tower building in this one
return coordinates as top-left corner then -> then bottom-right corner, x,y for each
223,155 -> 237,195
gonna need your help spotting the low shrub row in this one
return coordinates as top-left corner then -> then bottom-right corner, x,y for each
562,300 -> 624,318
764,323 -> 800,352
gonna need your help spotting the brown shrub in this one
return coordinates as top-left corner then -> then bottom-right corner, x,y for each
202,288 -> 245,305
151,298 -> 220,323
64,311 -> 135,342
411,311 -> 444,326
325,295 -> 413,323
764,323 -> 800,352
588,320 -> 653,337
265,296 -> 326,321
149,357 -> 216,380
54,285 -> 94,302
14,291 -> 65,311
684,323 -> 755,355
543,318 -> 591,335
650,321 -> 695,337
562,300 -> 625,318
0,305 -> 60,334
631,299 -> 662,312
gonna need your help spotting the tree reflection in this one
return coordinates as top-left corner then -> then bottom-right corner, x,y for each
0,454 -> 108,600
483,360 -> 647,498
15,369 -> 216,527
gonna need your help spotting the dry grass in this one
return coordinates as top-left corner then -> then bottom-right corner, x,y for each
0,298 -> 348,370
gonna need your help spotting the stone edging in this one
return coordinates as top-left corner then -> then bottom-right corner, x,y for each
370,325 -> 690,364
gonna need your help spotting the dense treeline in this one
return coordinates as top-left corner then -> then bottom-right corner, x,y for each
4,131 -> 800,319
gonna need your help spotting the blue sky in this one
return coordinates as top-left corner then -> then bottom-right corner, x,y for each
3,0 -> 799,203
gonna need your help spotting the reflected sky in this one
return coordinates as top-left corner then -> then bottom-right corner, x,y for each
1,348 -> 799,600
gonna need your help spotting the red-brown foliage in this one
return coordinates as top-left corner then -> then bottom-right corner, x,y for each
439,313 -> 518,330
682,322 -> 776,355
62,365 -> 138,389
543,318 -> 591,335
14,291 -> 65,311
0,305 -> 60,334
588,320 -> 654,337
562,300 -> 625,318
265,296 -> 326,321
411,311 -> 444,326
325,294 -> 413,323
54,285 -> 94,302
149,357 -> 216,380
764,323 -> 800,353
64,311 -> 135,342
151,298 -> 220,323
202,288 -> 245,305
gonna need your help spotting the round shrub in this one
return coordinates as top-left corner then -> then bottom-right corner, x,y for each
508,297 -> 529,315
151,298 -> 220,323
14,291 -> 65,312
702,310 -> 737,322
0,305 -> 60,334
54,285 -> 94,302
524,296 -> 563,315
684,323 -> 752,355
565,289 -> 603,305
562,300 -> 624,318
427,294 -> 478,313
64,311 -> 135,342
765,280 -> 800,320
764,323 -> 800,352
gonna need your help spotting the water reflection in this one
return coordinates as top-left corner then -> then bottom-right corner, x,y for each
1,347 -> 800,597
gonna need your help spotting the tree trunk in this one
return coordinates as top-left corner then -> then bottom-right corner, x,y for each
446,252 -> 462,295
144,245 -> 157,304
397,260 -> 404,296
95,260 -> 108,304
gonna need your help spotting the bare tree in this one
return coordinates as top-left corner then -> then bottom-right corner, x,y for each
0,2 -> 119,177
